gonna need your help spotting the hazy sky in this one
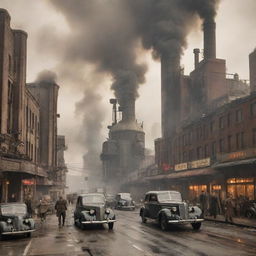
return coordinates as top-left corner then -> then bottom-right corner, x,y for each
0,0 -> 255,183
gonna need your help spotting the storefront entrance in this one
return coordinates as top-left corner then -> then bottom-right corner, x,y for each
188,184 -> 207,202
227,178 -> 255,200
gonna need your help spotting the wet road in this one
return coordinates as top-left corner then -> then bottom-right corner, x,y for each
1,207 -> 256,256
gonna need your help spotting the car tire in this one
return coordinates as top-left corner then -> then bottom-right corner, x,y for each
191,222 -> 201,230
108,223 -> 114,230
160,214 -> 168,231
245,211 -> 254,219
26,232 -> 32,238
141,211 -> 147,223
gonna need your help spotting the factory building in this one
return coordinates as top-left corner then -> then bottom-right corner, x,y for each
153,17 -> 255,202
101,94 -> 145,193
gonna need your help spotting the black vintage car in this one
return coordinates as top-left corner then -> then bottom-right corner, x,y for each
140,191 -> 204,231
0,203 -> 36,239
115,193 -> 135,210
74,193 -> 116,229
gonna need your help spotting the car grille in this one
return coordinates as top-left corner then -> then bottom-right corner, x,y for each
179,204 -> 186,219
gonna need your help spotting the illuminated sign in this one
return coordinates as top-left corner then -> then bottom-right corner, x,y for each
22,179 -> 35,185
218,148 -> 256,162
188,158 -> 211,169
174,162 -> 188,171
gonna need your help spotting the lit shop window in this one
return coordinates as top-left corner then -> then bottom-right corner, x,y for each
212,185 -> 221,191
227,178 -> 254,184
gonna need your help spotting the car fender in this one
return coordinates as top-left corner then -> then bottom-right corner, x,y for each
189,206 -> 202,218
158,208 -> 172,221
140,207 -> 147,217
105,208 -> 115,220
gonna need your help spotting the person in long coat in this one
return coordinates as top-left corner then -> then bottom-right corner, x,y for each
55,196 -> 67,227
209,193 -> 219,219
224,194 -> 235,223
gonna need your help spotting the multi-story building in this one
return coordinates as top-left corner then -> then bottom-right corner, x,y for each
0,8 -> 66,203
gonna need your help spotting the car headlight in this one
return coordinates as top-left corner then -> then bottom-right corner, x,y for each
89,209 -> 95,215
7,218 -> 12,224
24,219 -> 29,224
105,209 -> 110,214
189,207 -> 195,213
171,207 -> 177,213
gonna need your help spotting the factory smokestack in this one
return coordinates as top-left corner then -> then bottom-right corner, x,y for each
119,94 -> 135,122
161,56 -> 181,138
203,20 -> 216,60
249,49 -> 256,93
193,48 -> 200,69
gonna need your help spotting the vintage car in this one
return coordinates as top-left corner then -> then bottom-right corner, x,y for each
0,203 -> 35,239
140,191 -> 204,231
74,193 -> 116,229
115,193 -> 135,210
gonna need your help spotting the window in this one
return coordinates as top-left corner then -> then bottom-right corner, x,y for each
227,113 -> 231,127
197,146 -> 203,159
219,139 -> 225,153
219,116 -> 225,129
250,102 -> 256,117
188,131 -> 193,145
149,194 -> 157,202
197,127 -> 202,139
203,124 -> 208,139
253,129 -> 256,145
235,109 -> 243,123
8,55 -> 12,73
210,121 -> 215,133
227,135 -> 232,152
211,141 -> 216,157
204,144 -> 209,157
182,134 -> 186,146
183,151 -> 187,162
236,132 -> 245,149
189,150 -> 194,161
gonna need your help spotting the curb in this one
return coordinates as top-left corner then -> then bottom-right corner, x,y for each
205,217 -> 256,229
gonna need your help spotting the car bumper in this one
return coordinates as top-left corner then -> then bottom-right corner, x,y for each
117,206 -> 135,209
81,219 -> 116,224
2,229 -> 36,235
168,218 -> 204,224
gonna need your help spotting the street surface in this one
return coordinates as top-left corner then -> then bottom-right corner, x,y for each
0,207 -> 256,256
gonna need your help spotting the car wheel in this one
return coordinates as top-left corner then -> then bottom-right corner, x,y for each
108,223 -> 114,230
160,214 -> 168,231
191,222 -> 201,230
246,211 -> 254,218
141,211 -> 147,223
26,232 -> 32,238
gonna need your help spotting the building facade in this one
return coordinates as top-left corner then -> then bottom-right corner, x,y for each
0,9 -> 66,203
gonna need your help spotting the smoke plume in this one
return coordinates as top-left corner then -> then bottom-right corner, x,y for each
44,0 -> 219,187
36,70 -> 57,83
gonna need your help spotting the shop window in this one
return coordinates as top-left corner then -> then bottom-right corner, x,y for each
227,135 -> 232,152
227,178 -> 254,200
212,185 -> 221,191
219,116 -> 225,129
227,178 -> 254,184
189,185 -> 207,201
250,102 -> 256,117
235,109 -> 243,123
219,138 -> 225,153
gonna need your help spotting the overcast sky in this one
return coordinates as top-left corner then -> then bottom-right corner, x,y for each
0,0 -> 255,184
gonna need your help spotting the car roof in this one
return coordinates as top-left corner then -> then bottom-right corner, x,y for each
0,203 -> 26,206
117,193 -> 131,196
78,193 -> 105,197
145,191 -> 181,195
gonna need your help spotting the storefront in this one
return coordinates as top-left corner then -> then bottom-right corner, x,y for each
227,178 -> 255,200
22,178 -> 36,201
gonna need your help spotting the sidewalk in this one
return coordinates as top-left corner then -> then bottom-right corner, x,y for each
205,215 -> 256,229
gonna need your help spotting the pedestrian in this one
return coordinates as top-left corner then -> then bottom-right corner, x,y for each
224,193 -> 235,223
25,194 -> 33,217
55,196 -> 67,227
38,198 -> 49,222
199,191 -> 207,217
209,193 -> 219,219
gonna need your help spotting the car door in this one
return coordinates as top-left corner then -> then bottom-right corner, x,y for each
148,194 -> 159,219
144,194 -> 150,217
74,196 -> 82,219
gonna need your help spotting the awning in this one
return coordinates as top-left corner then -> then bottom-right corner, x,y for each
212,158 -> 256,169
146,168 -> 218,181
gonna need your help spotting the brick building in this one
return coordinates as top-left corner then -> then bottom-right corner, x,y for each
0,9 -> 66,203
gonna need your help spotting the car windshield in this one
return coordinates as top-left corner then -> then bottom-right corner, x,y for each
157,192 -> 182,202
119,194 -> 131,200
0,204 -> 27,216
82,195 -> 105,205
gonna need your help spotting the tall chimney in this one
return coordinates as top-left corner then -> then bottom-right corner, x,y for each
249,49 -> 256,93
203,20 -> 216,60
193,48 -> 200,69
119,94 -> 135,122
161,55 -> 181,138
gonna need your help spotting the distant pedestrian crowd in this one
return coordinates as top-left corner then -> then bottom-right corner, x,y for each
195,191 -> 254,222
